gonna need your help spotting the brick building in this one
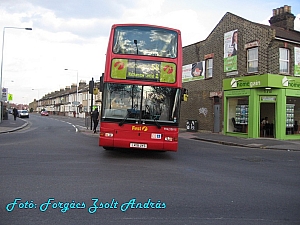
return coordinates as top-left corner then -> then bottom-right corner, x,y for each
181,5 -> 300,140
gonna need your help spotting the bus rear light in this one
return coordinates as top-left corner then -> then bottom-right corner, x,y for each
165,136 -> 177,142
100,132 -> 114,137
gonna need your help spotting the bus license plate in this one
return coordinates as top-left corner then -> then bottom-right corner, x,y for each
130,143 -> 147,148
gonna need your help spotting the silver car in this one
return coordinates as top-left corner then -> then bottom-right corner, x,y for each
18,110 -> 29,118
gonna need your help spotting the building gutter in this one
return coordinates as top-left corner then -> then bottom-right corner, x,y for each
275,37 -> 300,45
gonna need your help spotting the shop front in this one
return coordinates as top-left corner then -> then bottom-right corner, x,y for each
223,74 -> 300,140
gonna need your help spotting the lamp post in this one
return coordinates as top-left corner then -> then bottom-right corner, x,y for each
3,80 -> 14,87
32,88 -> 40,111
31,88 -> 39,99
0,26 -> 32,123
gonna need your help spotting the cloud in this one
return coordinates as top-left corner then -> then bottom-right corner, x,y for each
295,14 -> 300,31
118,1 -> 209,46
1,0 -> 300,104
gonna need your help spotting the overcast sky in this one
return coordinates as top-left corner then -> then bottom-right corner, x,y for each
1,0 -> 300,104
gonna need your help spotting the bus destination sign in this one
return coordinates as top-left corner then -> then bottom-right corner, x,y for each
111,59 -> 176,83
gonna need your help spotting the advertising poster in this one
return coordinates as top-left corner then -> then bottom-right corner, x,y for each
182,62 -> 205,83
295,47 -> 300,76
224,30 -> 238,73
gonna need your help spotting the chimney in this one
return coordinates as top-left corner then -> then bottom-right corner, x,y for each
71,83 -> 77,91
79,80 -> 86,88
269,5 -> 295,30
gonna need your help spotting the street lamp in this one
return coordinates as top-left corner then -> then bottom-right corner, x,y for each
31,88 -> 40,100
0,26 -> 32,123
3,80 -> 14,87
64,69 -> 79,105
31,89 -> 40,112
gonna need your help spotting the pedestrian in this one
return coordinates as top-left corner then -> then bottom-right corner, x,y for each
13,108 -> 18,121
91,108 -> 100,133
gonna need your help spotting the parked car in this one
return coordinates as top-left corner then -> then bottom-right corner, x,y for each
18,110 -> 29,118
41,111 -> 49,116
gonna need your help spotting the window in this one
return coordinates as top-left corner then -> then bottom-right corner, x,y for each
102,83 -> 181,124
286,97 -> 300,135
113,26 -> 178,58
279,48 -> 290,74
205,58 -> 213,78
247,47 -> 258,73
227,97 -> 249,133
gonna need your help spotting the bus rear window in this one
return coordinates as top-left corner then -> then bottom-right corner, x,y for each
113,26 -> 178,58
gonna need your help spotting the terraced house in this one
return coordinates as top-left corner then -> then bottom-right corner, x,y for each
29,81 -> 102,118
181,5 -> 300,140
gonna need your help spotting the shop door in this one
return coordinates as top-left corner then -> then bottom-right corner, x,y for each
213,104 -> 220,132
260,103 -> 275,138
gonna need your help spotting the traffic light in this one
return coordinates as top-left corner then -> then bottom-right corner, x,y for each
93,87 -> 99,95
89,80 -> 94,94
99,73 -> 104,92
181,88 -> 188,101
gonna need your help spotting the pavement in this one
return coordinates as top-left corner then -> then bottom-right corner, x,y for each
1,114 -> 299,151
0,115 -> 29,133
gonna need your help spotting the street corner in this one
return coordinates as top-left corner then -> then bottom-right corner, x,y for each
0,119 -> 29,134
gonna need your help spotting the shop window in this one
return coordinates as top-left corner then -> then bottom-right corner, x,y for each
247,47 -> 258,73
227,97 -> 249,133
286,97 -> 300,135
205,58 -> 213,78
279,48 -> 290,74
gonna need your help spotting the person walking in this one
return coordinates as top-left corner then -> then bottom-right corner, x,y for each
13,108 -> 18,121
91,108 -> 100,133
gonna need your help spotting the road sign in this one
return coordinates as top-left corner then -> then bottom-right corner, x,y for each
2,88 -> 8,101
72,101 -> 80,106
8,93 -> 13,101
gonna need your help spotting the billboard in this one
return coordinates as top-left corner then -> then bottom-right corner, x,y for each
295,47 -> 300,76
182,61 -> 205,83
224,30 -> 238,73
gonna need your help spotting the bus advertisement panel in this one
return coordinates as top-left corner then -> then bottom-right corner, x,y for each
99,24 -> 182,151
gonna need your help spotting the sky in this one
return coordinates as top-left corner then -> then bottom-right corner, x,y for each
0,0 -> 300,104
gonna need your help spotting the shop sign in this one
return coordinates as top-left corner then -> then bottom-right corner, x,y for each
286,89 -> 300,96
223,74 -> 300,90
261,96 -> 276,101
282,76 -> 300,88
226,89 -> 250,96
230,78 -> 261,88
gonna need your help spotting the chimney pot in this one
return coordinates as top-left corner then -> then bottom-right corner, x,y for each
269,5 -> 295,30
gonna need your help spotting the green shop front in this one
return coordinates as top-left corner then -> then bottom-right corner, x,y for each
223,74 -> 300,140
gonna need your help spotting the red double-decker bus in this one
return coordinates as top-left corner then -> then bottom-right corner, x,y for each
99,24 -> 183,151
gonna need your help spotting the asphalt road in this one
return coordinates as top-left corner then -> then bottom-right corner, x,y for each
0,114 -> 299,225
